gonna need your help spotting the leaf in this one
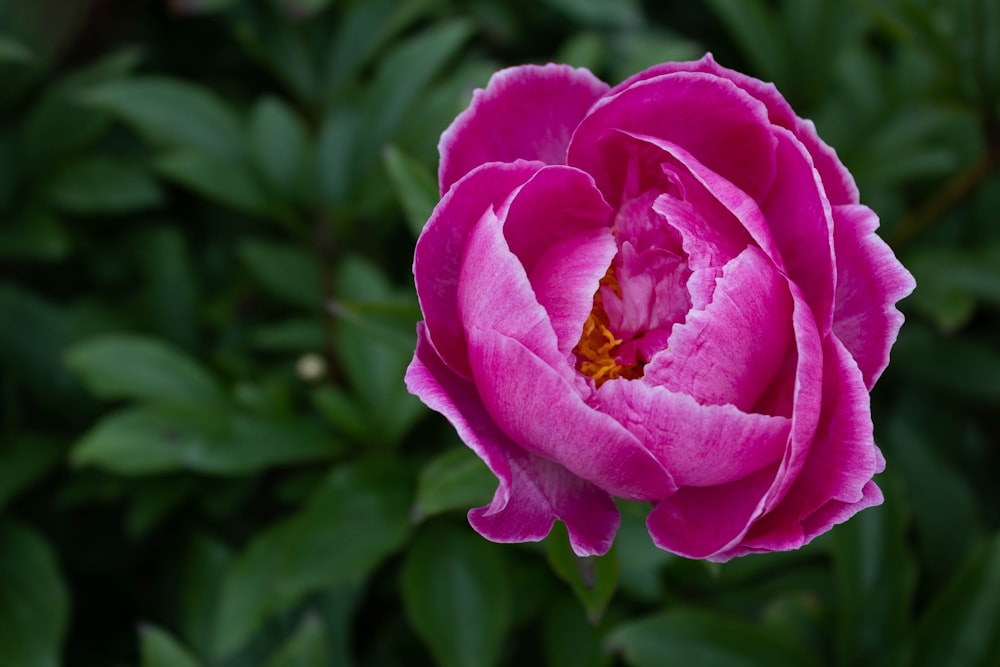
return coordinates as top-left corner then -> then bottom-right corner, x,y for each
133,225 -> 200,351
546,522 -> 618,624
249,96 -> 309,204
155,149 -> 270,215
831,477 -> 917,667
543,594 -> 611,667
177,533 -> 232,658
607,607 -> 820,667
71,406 -> 341,476
47,155 -> 162,214
239,239 -> 323,309
0,286 -> 85,409
892,324 -> 1000,402
544,0 -> 642,29
361,20 -> 473,151
0,35 -> 33,64
0,208 -> 70,261
261,612 -> 327,667
139,625 -> 204,667
701,0 -> 789,86
383,144 -> 438,238
0,435 -> 64,511
67,333 -> 224,406
412,446 -> 495,521
84,77 -> 246,160
0,520 -> 70,667
401,522 -> 511,667
910,533 -> 1000,667
333,256 -> 423,447
212,460 -> 414,658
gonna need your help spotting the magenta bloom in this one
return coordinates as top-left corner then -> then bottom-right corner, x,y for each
405,55 -> 915,561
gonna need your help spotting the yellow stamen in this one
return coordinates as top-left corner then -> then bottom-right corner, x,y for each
572,266 -> 645,386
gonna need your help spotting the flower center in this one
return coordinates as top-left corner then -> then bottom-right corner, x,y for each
573,266 -> 646,386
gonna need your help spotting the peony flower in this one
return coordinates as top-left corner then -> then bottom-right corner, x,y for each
404,54 -> 915,561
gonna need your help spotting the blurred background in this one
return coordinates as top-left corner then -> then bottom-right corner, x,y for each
0,0 -> 998,665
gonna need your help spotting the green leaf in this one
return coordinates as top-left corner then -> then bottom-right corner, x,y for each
139,624 -> 204,667
333,256 -> 423,446
212,460 -> 413,658
545,0 -> 642,29
544,594 -> 611,667
177,533 -> 232,659
0,286 -> 85,409
831,478 -> 916,667
47,155 -> 162,214
546,522 -> 618,624
702,0 -> 789,86
383,144 -> 438,237
412,446 -> 495,521
67,334 -> 223,406
250,96 -> 309,203
608,607 -> 820,667
84,77 -> 246,160
262,612 -> 327,667
133,225 -> 200,351
0,208 -> 70,261
252,319 -> 325,352
0,521 -> 70,667
239,239 -> 323,309
910,533 -> 1000,667
0,435 -> 64,511
156,149 -> 270,215
0,35 -> 33,64
401,522 -> 511,667
309,386 -> 369,442
361,20 -> 473,151
71,406 -> 341,476
892,324 -> 1000,402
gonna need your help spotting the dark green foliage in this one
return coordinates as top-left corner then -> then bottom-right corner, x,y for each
0,0 -> 998,665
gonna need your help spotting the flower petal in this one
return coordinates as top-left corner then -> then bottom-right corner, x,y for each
499,166 -> 618,357
609,53 -> 859,205
569,71 -> 777,204
439,64 -> 610,194
726,333 -> 885,557
831,204 -> 916,389
405,323 -> 620,556
644,246 -> 794,413
595,380 -> 791,487
415,160 -> 544,378
458,203 -> 572,379
466,326 -> 677,501
759,127 -> 837,334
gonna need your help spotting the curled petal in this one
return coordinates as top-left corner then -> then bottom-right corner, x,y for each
831,204 -> 916,389
725,334 -> 885,558
439,64 -> 610,194
466,326 -> 676,501
610,53 -> 859,205
595,380 -> 791,487
760,127 -> 837,334
415,161 -> 544,378
644,246 -> 794,413
570,71 -> 777,204
405,324 -> 620,556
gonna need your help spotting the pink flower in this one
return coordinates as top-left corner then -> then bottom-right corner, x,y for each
404,54 -> 915,561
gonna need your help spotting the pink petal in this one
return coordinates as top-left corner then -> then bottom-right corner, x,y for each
610,53 -> 859,205
439,64 -> 610,195
831,204 -> 916,389
645,465 -> 779,560
728,333 -> 885,557
414,161 -> 544,378
498,166 -> 618,358
644,246 -> 794,413
405,323 -> 619,556
569,71 -> 777,204
465,326 -> 676,501
595,380 -> 791,487
759,127 -> 836,334
457,204 -> 573,380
